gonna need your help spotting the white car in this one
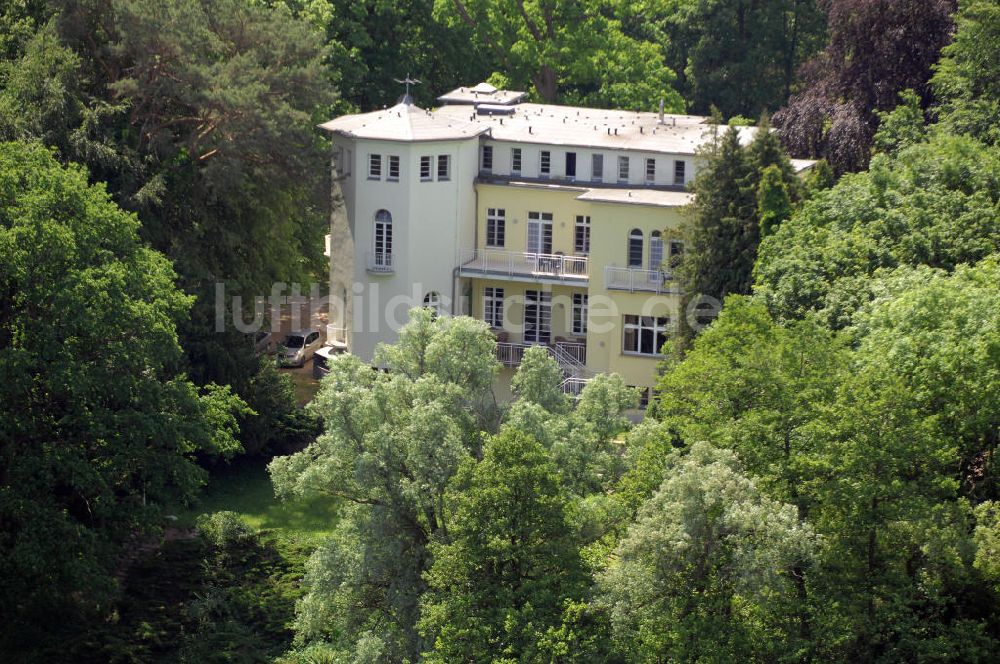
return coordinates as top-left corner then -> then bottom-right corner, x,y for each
277,329 -> 323,367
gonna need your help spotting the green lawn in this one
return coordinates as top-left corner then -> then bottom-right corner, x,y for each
177,459 -> 340,541
68,460 -> 342,663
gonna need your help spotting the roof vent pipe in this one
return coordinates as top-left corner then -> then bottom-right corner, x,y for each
614,128 -> 618,135
529,126 -> 533,134
658,99 -> 664,125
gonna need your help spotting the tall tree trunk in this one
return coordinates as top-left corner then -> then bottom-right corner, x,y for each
533,64 -> 558,103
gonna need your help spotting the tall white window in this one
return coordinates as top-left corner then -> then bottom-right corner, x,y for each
592,154 -> 603,182
572,293 -> 588,335
423,291 -> 441,316
524,290 -> 552,343
511,148 -> 522,174
527,211 -> 553,254
623,315 -> 669,356
437,155 -> 450,180
618,156 -> 630,182
368,154 -> 382,179
481,145 -> 493,172
388,155 -> 400,181
373,209 -> 392,269
420,156 -> 432,181
486,208 -> 506,247
628,229 -> 643,267
574,215 -> 590,255
484,287 -> 504,328
645,158 -> 656,183
540,150 -> 551,177
649,230 -> 664,270
674,159 -> 686,185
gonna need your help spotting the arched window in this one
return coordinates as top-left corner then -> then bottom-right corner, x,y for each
373,209 -> 392,270
423,291 -> 441,317
649,231 -> 664,271
628,229 -> 643,267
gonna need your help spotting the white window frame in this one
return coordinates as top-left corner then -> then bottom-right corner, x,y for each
423,291 -> 442,316
628,228 -> 643,267
437,154 -> 450,181
388,155 -> 400,181
373,209 -> 392,268
483,286 -> 504,328
618,155 -> 630,182
486,208 -> 506,248
527,211 -> 554,254
540,150 -> 551,177
592,154 -> 603,182
572,293 -> 588,335
623,315 -> 669,356
368,153 -> 382,180
511,147 -> 522,174
674,159 -> 686,185
524,289 -> 552,344
420,156 -> 432,181
649,231 -> 664,271
481,145 -> 493,172
574,215 -> 590,255
645,157 -> 656,183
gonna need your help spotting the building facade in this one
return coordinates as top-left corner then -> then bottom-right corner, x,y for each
320,82 -> 808,402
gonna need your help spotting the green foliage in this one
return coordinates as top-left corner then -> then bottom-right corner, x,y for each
873,89 -> 928,156
511,344 -> 570,414
639,0 -> 827,118
197,511 -> 256,549
0,141 -> 249,651
755,133 -> 1000,326
271,309 -> 499,661
434,0 -> 684,110
419,429 -> 585,662
932,0 -> 1000,146
757,162 -> 793,236
677,119 -> 799,338
598,442 -> 818,662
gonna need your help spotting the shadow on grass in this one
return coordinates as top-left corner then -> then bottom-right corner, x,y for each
178,458 -> 341,540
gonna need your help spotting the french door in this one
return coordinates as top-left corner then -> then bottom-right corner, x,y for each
523,290 -> 552,344
527,212 -> 553,254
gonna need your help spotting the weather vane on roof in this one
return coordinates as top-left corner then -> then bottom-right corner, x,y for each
394,74 -> 421,104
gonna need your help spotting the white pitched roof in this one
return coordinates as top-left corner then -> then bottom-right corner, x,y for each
318,102 -> 488,142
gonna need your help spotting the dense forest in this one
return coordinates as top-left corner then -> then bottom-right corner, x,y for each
1,0 -> 999,661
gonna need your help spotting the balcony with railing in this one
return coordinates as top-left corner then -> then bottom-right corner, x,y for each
459,248 -> 588,283
604,265 -> 678,294
366,252 -> 394,274
495,339 -> 595,396
495,340 -> 586,369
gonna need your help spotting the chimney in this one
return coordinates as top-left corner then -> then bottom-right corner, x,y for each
658,99 -> 664,125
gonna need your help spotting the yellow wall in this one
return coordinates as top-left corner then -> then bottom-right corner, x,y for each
468,277 -> 588,344
476,183 -> 588,255
469,184 -> 690,392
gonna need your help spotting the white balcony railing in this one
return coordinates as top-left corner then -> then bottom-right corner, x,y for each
366,252 -> 394,273
604,266 -> 676,293
459,248 -> 588,281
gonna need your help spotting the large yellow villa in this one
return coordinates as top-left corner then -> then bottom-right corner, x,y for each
319,82 -> 811,404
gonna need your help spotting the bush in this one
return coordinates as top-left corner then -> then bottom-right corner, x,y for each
196,511 -> 255,549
